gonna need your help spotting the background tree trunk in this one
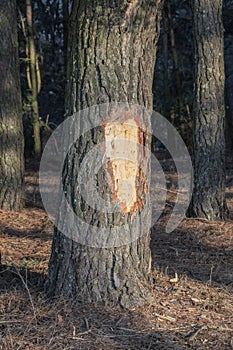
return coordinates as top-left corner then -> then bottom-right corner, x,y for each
224,0 -> 233,150
26,0 -> 41,159
0,0 -> 24,210
46,0 -> 163,307
190,0 -> 227,220
62,0 -> 69,68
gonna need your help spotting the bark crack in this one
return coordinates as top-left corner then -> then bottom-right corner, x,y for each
110,253 -> 117,289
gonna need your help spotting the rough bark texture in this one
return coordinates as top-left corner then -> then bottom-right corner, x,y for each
46,0 -> 163,307
190,0 -> 226,220
0,0 -> 24,210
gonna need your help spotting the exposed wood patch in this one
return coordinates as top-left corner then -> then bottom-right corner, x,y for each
104,118 -> 146,214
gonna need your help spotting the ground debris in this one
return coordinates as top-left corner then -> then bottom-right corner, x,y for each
0,157 -> 233,349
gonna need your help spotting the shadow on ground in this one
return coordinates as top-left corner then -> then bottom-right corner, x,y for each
0,265 -> 190,349
151,216 -> 233,288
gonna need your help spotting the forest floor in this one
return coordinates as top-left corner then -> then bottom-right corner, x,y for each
0,153 -> 233,350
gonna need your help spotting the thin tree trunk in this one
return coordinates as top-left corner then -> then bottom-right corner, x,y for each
46,0 -> 163,307
0,0 -> 24,210
190,0 -> 227,219
26,0 -> 41,159
62,0 -> 69,68
162,2 -> 170,118
162,0 -> 175,150
167,0 -> 185,138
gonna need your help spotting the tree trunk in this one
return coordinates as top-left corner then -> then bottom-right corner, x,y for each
167,0 -> 185,139
26,0 -> 41,159
224,11 -> 233,150
0,0 -> 24,210
190,0 -> 227,220
62,0 -> 69,68
46,0 -> 163,307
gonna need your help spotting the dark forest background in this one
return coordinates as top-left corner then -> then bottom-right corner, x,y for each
17,0 -> 233,158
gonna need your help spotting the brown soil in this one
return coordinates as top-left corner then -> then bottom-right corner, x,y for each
0,155 -> 233,350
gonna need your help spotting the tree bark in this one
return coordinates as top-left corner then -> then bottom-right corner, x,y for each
62,0 -> 69,68
0,0 -> 24,210
190,0 -> 227,220
26,0 -> 41,159
46,0 -> 163,307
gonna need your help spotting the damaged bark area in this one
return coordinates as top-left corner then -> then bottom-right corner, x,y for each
104,117 -> 147,214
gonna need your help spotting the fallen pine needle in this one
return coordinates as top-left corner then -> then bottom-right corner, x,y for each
153,312 -> 176,322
